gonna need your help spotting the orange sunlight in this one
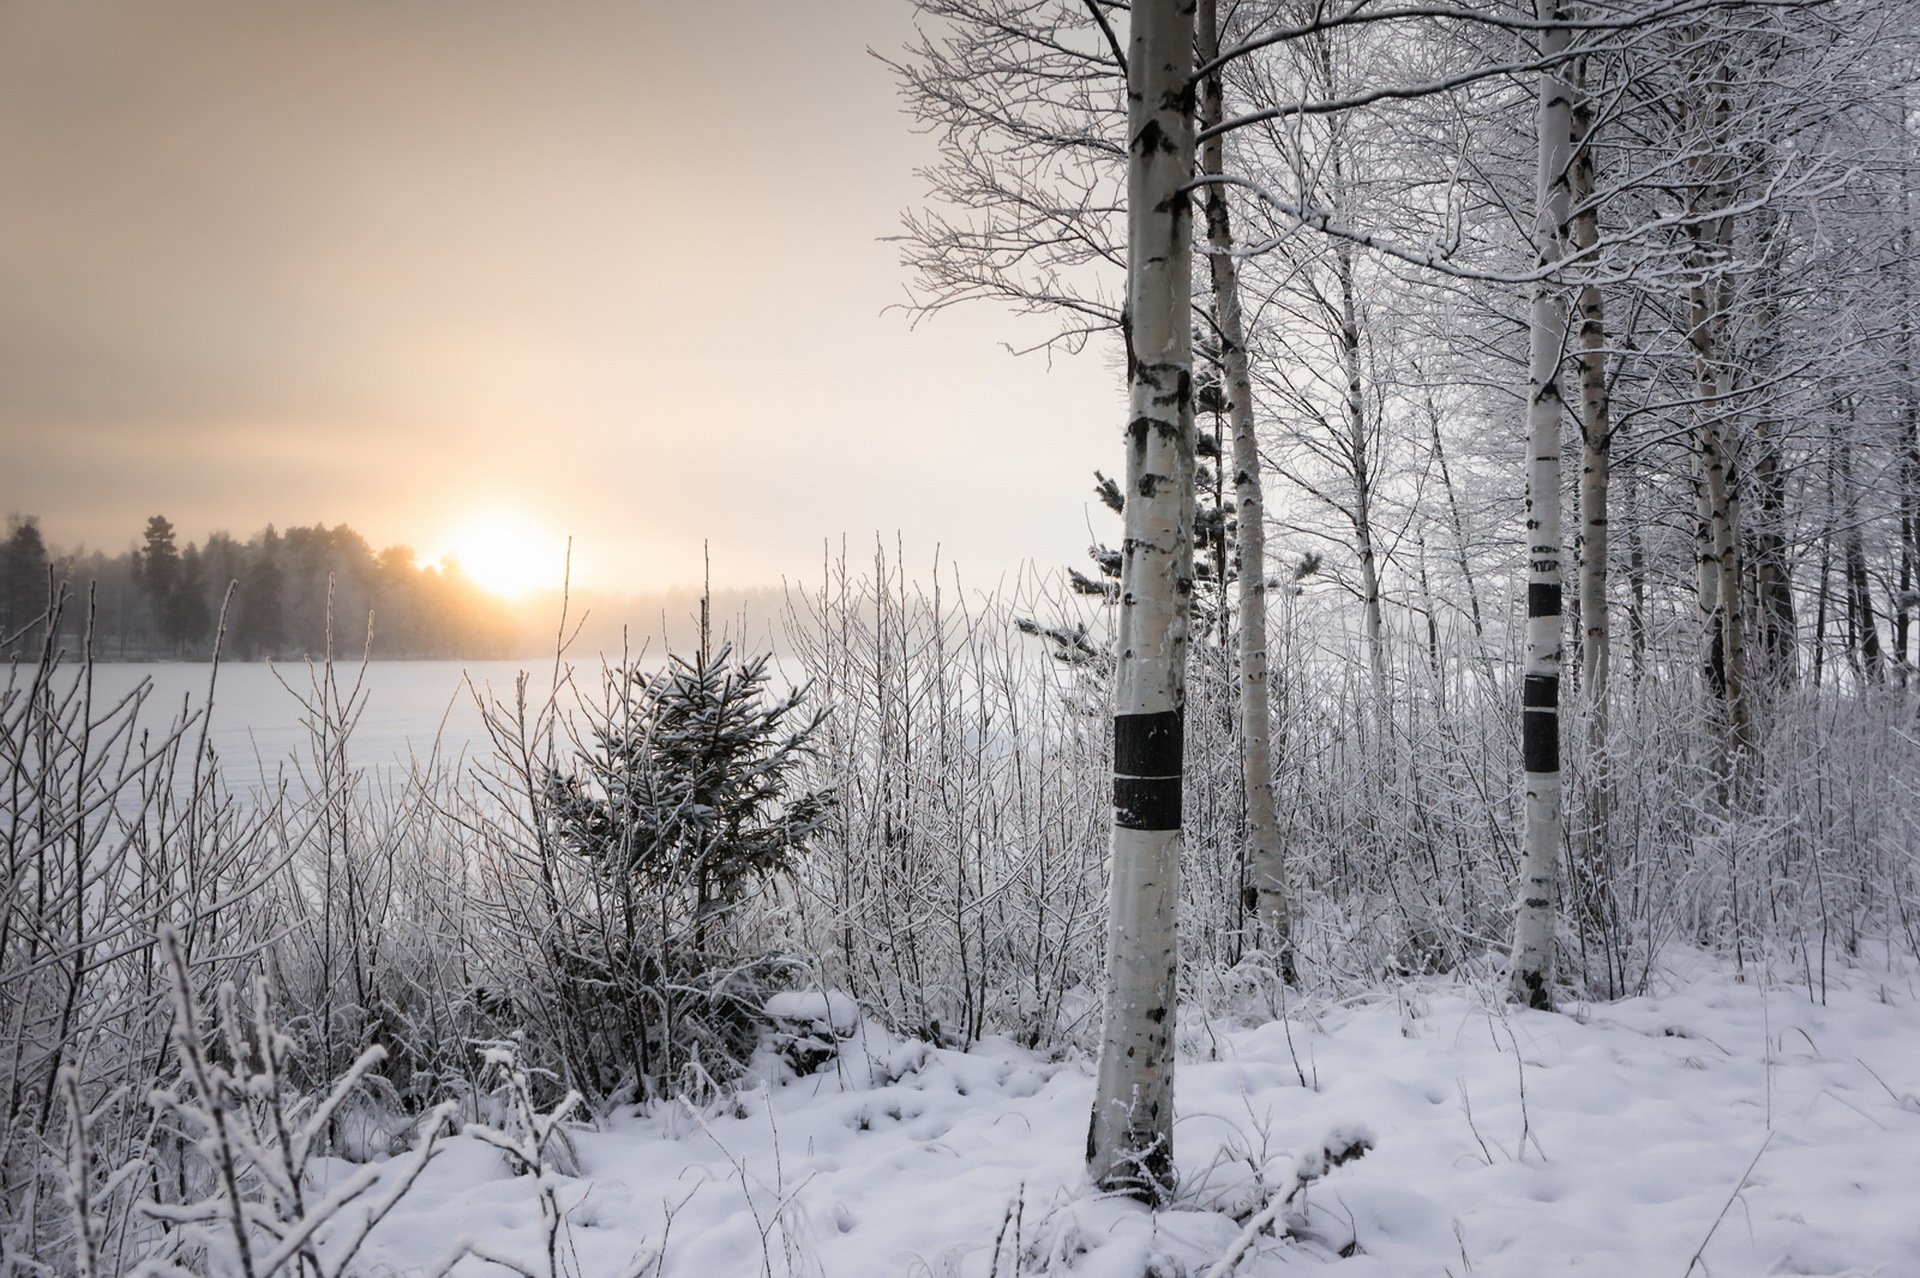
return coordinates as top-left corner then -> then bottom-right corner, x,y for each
435,510 -> 565,598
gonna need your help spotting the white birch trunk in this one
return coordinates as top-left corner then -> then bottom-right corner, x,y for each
1508,0 -> 1573,1011
1689,277 -> 1751,751
1196,0 -> 1291,974
1746,203 -> 1796,684
1570,61 -> 1612,877
1088,0 -> 1194,1204
1336,245 -> 1388,697
1685,39 -> 1751,756
1571,67 -> 1610,724
1692,396 -> 1723,696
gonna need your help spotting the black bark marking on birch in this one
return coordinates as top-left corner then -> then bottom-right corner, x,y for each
1115,777 -> 1181,829
1528,583 -> 1562,618
1522,675 -> 1559,775
1134,117 -> 1175,156
1114,709 -> 1183,776
1515,968 -> 1551,1011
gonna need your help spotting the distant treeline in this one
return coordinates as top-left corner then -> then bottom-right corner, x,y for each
0,514 -> 789,661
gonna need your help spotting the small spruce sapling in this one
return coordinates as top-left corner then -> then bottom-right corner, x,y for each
541,642 -> 832,1099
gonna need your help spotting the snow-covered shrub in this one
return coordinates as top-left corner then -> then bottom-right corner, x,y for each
0,602 -> 295,1270
467,1039 -> 582,1178
135,927 -> 454,1278
781,554 -> 1113,1051
762,991 -> 864,1077
536,641 -> 832,1101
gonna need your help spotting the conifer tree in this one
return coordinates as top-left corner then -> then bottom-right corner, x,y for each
0,517 -> 49,649
541,641 -> 832,1095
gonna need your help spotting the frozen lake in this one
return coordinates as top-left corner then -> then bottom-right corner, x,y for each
19,659 -> 595,787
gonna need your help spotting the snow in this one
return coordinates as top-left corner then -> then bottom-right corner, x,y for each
764,991 -> 865,1037
331,946 -> 1920,1276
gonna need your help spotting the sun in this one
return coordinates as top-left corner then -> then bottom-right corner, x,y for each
440,511 -> 564,598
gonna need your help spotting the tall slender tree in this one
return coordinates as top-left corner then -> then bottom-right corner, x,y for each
1087,0 -> 1196,1204
1196,0 -> 1291,971
135,515 -> 182,651
1508,0 -> 1574,1011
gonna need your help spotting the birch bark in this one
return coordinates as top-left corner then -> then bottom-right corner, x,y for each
1684,38 -> 1751,754
1087,0 -> 1194,1204
1337,245 -> 1389,697
1688,269 -> 1751,748
1898,166 -> 1918,675
1569,52 -> 1614,909
1196,0 -> 1292,974
1625,465 -> 1648,679
1570,63 -> 1611,724
1747,207 -> 1796,684
1508,0 -> 1573,1011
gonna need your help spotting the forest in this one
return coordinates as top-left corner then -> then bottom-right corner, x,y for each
0,515 -> 520,660
5,0 -> 1920,1274
0,516 -> 787,663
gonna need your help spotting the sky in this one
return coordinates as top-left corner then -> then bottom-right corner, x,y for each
0,0 -> 1119,593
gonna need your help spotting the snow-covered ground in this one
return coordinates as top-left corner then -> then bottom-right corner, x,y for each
340,947 -> 1920,1277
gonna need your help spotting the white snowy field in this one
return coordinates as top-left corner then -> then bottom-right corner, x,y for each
333,948 -> 1920,1278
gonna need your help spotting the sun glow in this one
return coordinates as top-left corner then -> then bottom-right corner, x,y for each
438,511 -> 565,598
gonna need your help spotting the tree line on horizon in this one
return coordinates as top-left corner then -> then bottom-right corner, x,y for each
0,514 -> 521,661
0,513 -> 798,662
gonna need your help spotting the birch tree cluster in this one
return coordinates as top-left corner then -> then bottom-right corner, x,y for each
894,0 -> 1920,1192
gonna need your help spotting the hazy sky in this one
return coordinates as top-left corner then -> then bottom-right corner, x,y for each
0,0 -> 1118,591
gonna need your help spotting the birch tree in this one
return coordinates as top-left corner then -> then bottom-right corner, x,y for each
1197,0 -> 1292,972
1508,0 -> 1574,1011
1570,57 -> 1612,731
1681,32 -> 1752,755
1087,0 -> 1196,1203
